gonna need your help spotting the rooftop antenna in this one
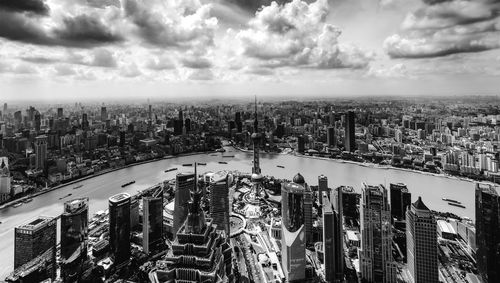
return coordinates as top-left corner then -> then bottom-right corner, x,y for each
254,94 -> 258,133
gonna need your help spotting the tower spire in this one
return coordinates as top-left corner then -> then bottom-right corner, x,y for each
254,94 -> 258,133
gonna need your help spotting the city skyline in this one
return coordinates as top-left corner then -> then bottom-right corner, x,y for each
1,0 -> 500,100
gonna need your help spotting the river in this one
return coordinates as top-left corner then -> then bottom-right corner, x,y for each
0,147 -> 476,278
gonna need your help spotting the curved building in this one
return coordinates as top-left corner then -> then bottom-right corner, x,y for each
61,198 -> 89,282
108,193 -> 131,269
173,172 -> 196,237
281,178 -> 307,282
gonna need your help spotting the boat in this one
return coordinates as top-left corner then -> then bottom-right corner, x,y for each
182,163 -> 193,167
13,203 -> 22,208
218,161 -> 228,164
23,198 -> 33,203
121,181 -> 136,188
59,193 -> 73,200
215,148 -> 226,152
448,202 -> 466,209
442,198 -> 461,204
73,184 -> 83,190
197,163 -> 207,166
165,168 -> 178,173
222,155 -> 235,158
277,165 -> 285,168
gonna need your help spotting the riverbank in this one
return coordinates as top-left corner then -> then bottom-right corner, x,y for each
0,150 -> 216,210
293,152 -> 480,184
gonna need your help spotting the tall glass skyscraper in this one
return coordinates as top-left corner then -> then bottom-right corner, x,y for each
173,172 -> 195,237
109,193 -> 131,268
61,198 -> 89,282
390,183 -> 411,221
344,111 -> 355,152
143,196 -> 164,254
359,183 -> 397,283
322,190 -> 344,282
476,183 -> 500,283
406,197 -> 438,283
210,172 -> 230,234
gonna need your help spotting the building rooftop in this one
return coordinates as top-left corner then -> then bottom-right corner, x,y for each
17,216 -> 54,232
109,192 -> 131,204
412,196 -> 429,211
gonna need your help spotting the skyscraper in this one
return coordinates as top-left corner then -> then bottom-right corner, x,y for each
327,126 -> 336,148
322,190 -> 344,282
0,158 -> 11,203
14,216 -> 57,278
210,172 -> 230,234
34,135 -> 47,171
281,175 -> 308,282
476,183 -> 500,283
143,196 -> 164,254
390,183 -> 411,221
252,95 -> 261,175
101,106 -> 107,121
34,112 -> 41,132
406,197 -> 438,283
318,175 -> 329,206
61,198 -> 89,282
344,111 -> 355,152
173,172 -> 195,236
359,183 -> 397,283
57,107 -> 63,118
108,193 -> 131,268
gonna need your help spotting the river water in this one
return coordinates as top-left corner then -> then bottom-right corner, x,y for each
0,147 -> 476,277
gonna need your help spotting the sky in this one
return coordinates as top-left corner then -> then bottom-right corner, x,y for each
0,0 -> 499,101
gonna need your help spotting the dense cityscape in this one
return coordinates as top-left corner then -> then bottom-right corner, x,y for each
0,97 -> 499,282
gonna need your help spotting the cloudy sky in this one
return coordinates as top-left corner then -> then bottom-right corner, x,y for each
0,0 -> 499,101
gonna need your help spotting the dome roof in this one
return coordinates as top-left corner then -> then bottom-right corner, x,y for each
293,173 -> 305,184
251,173 -> 264,182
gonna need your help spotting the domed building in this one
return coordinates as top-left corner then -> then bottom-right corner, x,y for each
292,173 -> 305,185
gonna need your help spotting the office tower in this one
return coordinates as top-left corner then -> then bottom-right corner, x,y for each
235,111 -> 242,132
108,193 -> 131,268
61,198 -> 89,282
359,183 -> 397,283
101,106 -> 107,121
148,104 -> 152,120
344,111 -> 355,152
322,191 -> 344,282
406,197 -> 438,283
119,130 -> 126,147
0,158 -> 11,203
281,175 -> 308,282
149,179 -> 233,282
57,107 -> 63,118
34,135 -> 47,171
130,198 -> 140,228
297,135 -> 305,154
210,173 -> 230,234
34,112 -> 41,132
252,96 -> 261,175
173,172 -> 195,236
143,196 -> 163,254
318,175 -> 329,205
476,183 -> 500,283
82,113 -> 89,130
3,102 -> 6,114
327,126 -> 336,147
390,183 -> 411,221
14,216 -> 57,278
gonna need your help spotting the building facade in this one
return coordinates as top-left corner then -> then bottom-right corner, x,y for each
108,193 -> 131,268
406,197 -> 438,283
322,191 -> 344,282
34,135 -> 47,171
173,172 -> 196,236
143,196 -> 164,254
344,111 -> 355,152
359,183 -> 397,283
390,183 -> 411,221
210,173 -> 230,234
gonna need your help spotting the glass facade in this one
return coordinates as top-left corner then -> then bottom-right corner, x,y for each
143,196 -> 163,254
109,193 -> 131,267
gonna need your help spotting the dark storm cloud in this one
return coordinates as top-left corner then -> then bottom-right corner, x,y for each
421,0 -> 452,5
0,11 -> 122,47
55,14 -> 123,46
0,0 -> 49,15
224,0 -> 296,12
181,57 -> 212,69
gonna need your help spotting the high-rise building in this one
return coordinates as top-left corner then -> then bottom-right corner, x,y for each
359,183 -> 397,283
34,112 -> 41,132
327,126 -> 336,147
101,106 -> 107,121
108,193 -> 131,268
173,172 -> 195,236
406,197 -> 438,283
297,135 -> 305,154
252,96 -> 261,175
143,196 -> 163,254
14,216 -> 57,279
318,175 -> 329,206
210,172 -> 230,234
82,113 -> 89,130
61,198 -> 89,282
476,183 -> 500,283
34,135 -> 47,171
281,175 -> 309,282
148,176 -> 232,282
57,107 -> 63,118
344,111 -> 355,152
322,190 -> 344,282
0,158 -> 11,203
390,183 -> 411,221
